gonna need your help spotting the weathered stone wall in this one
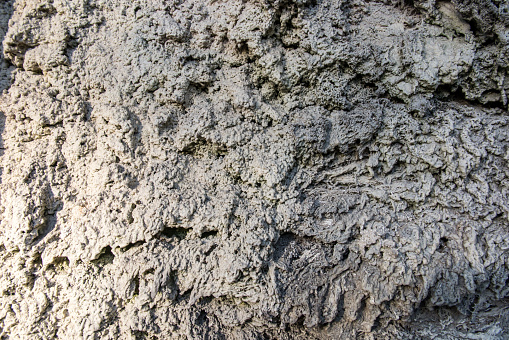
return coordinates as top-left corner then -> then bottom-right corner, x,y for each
0,0 -> 508,339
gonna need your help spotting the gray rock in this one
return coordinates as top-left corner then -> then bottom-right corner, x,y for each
0,0 -> 508,339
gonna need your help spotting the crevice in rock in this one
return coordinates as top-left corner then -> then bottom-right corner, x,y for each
33,214 -> 58,245
204,244 -> 218,257
201,230 -> 218,238
132,330 -> 153,340
196,310 -> 209,327
438,237 -> 448,252
435,84 -> 507,111
46,256 -> 69,272
143,268 -> 155,275
176,288 -> 192,303
160,226 -> 190,240
121,241 -> 146,252
179,138 -> 229,158
273,231 -> 332,263
31,252 -> 43,268
133,276 -> 140,296
92,246 -> 114,265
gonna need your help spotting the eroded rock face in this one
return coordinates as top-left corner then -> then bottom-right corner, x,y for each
0,0 -> 508,339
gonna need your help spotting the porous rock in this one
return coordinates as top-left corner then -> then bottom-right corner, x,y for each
0,0 -> 508,339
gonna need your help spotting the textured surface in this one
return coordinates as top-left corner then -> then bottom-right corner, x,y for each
1,0 -> 509,339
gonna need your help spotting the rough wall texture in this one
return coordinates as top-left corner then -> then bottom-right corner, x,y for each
0,0 -> 509,339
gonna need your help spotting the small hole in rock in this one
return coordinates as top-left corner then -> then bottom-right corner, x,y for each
133,276 -> 140,296
53,256 -> 69,266
92,246 -> 115,265
340,248 -> 350,261
161,226 -> 190,240
121,240 -> 145,252
201,230 -> 218,238
32,252 -> 43,266
143,268 -> 155,275
46,256 -> 69,271
438,237 -> 448,251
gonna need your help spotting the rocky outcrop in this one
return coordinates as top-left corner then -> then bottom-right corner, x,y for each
0,0 -> 508,339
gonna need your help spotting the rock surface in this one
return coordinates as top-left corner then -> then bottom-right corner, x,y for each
0,0 -> 509,339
